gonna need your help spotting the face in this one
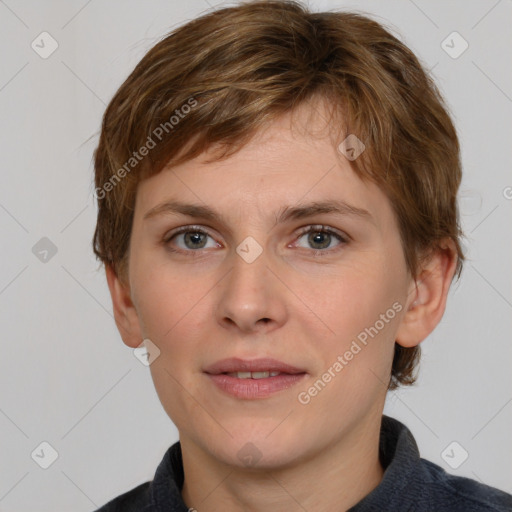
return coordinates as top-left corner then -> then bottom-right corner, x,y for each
121,101 -> 416,469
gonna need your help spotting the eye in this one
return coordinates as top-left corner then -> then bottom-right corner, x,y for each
163,224 -> 348,256
164,226 -> 219,252
293,225 -> 348,255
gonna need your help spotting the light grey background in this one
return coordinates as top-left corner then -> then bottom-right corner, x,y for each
0,1 -> 511,510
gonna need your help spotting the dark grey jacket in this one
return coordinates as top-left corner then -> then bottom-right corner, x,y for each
95,416 -> 512,511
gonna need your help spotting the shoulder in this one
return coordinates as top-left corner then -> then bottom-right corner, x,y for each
92,441 -> 186,511
419,458 -> 512,512
93,481 -> 151,511
370,417 -> 512,512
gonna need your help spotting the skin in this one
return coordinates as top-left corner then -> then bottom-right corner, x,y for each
106,99 -> 458,512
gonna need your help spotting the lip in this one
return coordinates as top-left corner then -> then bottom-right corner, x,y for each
204,358 -> 307,399
204,357 -> 305,375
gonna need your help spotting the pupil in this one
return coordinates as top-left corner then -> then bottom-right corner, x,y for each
310,232 -> 330,249
185,232 -> 206,249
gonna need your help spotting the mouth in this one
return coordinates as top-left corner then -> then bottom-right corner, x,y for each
204,358 -> 307,399
224,370 -> 284,379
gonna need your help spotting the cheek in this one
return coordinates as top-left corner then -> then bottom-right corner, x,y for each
140,280 -> 209,433
295,284 -> 400,430
132,255 -> 207,341
305,262 -> 402,339
300,262 -> 404,396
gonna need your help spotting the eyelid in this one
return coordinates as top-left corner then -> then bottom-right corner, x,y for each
163,224 -> 215,243
164,223 -> 349,239
294,224 -> 350,243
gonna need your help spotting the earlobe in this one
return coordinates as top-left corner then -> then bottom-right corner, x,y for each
105,264 -> 143,348
396,240 -> 458,349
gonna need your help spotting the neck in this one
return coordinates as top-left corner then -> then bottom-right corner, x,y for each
180,412 -> 384,512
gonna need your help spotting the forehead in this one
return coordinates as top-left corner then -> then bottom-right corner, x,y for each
133,101 -> 393,229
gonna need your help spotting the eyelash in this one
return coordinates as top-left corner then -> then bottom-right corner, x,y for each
163,224 -> 349,257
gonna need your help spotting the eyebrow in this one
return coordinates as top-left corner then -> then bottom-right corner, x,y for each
143,199 -> 373,225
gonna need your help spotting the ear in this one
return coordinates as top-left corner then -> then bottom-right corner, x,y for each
105,264 -> 143,348
396,239 -> 458,348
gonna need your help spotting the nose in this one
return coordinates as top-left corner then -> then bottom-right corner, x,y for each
214,243 -> 288,334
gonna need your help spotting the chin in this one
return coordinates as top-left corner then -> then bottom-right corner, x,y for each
197,425 -> 309,471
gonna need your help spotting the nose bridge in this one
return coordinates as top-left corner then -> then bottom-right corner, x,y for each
229,235 -> 272,299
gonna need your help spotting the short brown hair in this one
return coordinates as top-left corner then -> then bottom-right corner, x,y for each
92,0 -> 464,389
